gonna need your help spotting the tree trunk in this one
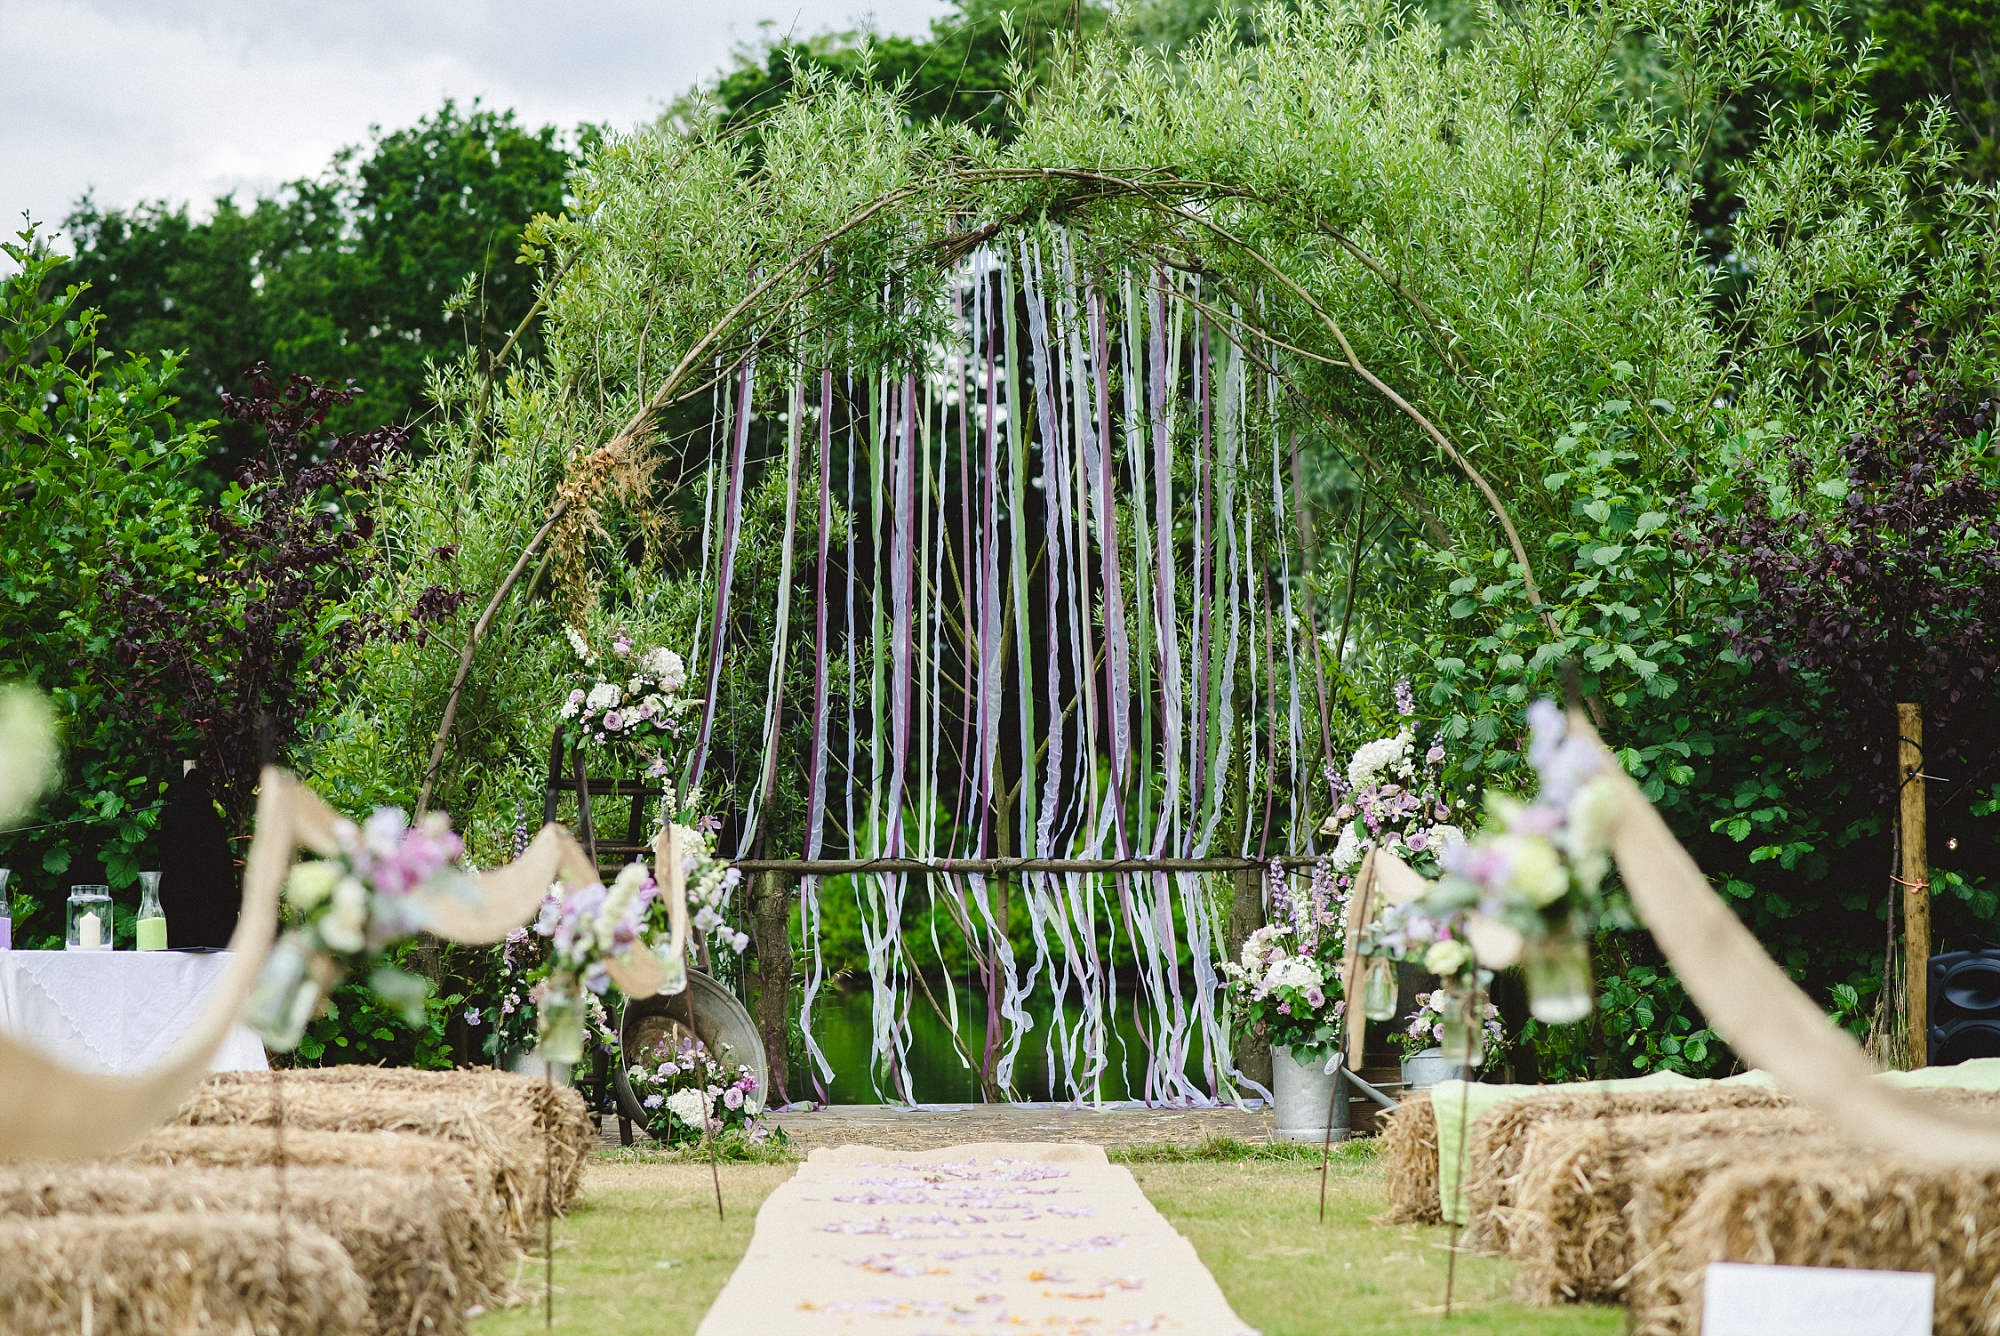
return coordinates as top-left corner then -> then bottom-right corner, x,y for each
1225,865 -> 1272,1089
747,868 -> 794,1107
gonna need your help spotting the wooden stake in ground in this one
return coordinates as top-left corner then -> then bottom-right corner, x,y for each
1899,703 -> 1929,1068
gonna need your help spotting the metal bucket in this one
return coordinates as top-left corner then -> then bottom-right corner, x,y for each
613,971 -> 766,1136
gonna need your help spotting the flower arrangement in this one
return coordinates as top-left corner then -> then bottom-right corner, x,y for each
624,1032 -> 764,1144
559,627 -> 700,763
1223,858 -> 1347,1057
250,808 -> 467,1050
1422,700 -> 1622,1022
1397,989 -> 1505,1061
531,860 -> 659,1063
1320,686 -> 1468,878
471,925 -> 617,1063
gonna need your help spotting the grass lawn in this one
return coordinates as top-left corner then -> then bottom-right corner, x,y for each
469,1143 -> 1623,1336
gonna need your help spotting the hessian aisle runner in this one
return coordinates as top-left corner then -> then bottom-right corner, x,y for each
696,1142 -> 1258,1334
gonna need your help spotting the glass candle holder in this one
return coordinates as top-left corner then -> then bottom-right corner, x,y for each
535,972 -> 587,1065
1525,935 -> 1595,1024
135,871 -> 167,951
1437,988 -> 1485,1068
1361,955 -> 1400,1021
66,885 -> 113,951
243,934 -> 331,1051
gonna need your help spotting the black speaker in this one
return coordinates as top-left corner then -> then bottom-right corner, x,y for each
1927,950 -> 2000,1066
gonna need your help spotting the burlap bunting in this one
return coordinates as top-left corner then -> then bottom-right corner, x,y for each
0,767 -> 688,1161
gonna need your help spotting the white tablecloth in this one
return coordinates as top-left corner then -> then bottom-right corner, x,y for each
0,950 -> 268,1075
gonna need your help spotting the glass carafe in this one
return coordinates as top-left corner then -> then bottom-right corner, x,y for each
0,868 -> 12,949
136,870 -> 167,951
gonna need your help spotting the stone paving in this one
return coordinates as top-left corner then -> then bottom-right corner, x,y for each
596,1102 -> 1277,1152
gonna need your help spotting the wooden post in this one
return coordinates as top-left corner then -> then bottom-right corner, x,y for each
1899,703 -> 1929,1068
1225,865 -> 1273,1089
747,868 -> 794,1107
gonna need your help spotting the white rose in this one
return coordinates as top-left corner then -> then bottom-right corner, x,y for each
319,878 -> 369,953
285,860 -> 340,910
1466,912 -> 1524,970
1503,835 -> 1570,907
1565,777 -> 1620,861
1424,938 -> 1473,978
1265,956 -> 1323,991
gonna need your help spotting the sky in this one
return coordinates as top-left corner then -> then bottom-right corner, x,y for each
1,0 -> 953,251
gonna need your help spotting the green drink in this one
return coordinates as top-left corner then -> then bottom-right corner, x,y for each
136,870 -> 167,951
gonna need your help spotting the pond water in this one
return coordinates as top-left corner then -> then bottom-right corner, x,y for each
787,983 -> 1227,1105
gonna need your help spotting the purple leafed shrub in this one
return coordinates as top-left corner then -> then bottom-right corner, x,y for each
107,368 -> 413,827
1700,346 -> 2000,801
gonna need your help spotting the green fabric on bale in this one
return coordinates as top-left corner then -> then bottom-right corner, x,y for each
1879,1057 -> 2000,1090
1427,1060 -> 2000,1222
1431,1071 -> 1699,1224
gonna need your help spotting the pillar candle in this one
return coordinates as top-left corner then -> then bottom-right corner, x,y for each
78,911 -> 101,949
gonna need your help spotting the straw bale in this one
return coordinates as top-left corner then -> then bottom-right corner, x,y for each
1504,1106 -> 1825,1305
205,1065 -> 593,1177
0,1210 -> 369,1336
176,1070 -> 589,1233
1379,1090 -> 1442,1224
118,1124 -> 514,1254
1626,1150 -> 2000,1336
1459,1083 -> 1794,1253
0,1161 -> 508,1332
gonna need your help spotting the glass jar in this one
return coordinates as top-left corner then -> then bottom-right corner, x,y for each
1437,988 -> 1485,1068
1361,955 -> 1400,1021
1525,935 -> 1595,1024
536,972 -> 587,1065
66,885 -> 114,950
243,934 -> 330,1051
135,871 -> 167,951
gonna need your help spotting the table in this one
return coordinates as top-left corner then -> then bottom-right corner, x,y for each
0,950 -> 268,1075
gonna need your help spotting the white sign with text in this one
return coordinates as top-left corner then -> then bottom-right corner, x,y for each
1702,1262 -> 1934,1336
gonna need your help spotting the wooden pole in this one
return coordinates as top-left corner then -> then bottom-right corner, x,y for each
1899,703 -> 1929,1067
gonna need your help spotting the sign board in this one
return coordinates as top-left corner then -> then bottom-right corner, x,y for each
1702,1262 -> 1934,1336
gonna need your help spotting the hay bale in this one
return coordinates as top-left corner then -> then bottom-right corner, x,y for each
1459,1084 -> 1794,1253
1626,1151 -> 2000,1336
0,1210 -> 369,1335
176,1071 -> 589,1233
1379,1090 -> 1442,1224
207,1066 -> 592,1175
118,1124 -> 515,1254
0,1162 -> 507,1332
1504,1106 -> 1826,1305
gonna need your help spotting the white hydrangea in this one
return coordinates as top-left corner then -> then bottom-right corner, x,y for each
644,647 -> 688,692
1264,956 -> 1323,991
1331,821 -> 1365,871
1346,728 -> 1414,788
665,1088 -> 712,1129
585,682 -> 622,711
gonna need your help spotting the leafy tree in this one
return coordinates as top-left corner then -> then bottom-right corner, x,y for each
60,101 -> 579,485
1871,0 -> 2000,180
699,0 -> 1111,142
0,226 -> 214,942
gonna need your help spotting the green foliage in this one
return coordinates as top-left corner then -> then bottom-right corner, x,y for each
0,226 -> 215,941
699,0 -> 1112,143
1871,0 -> 2000,180
1525,961 -> 1724,1078
288,942 -> 475,1068
61,100 -> 578,484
